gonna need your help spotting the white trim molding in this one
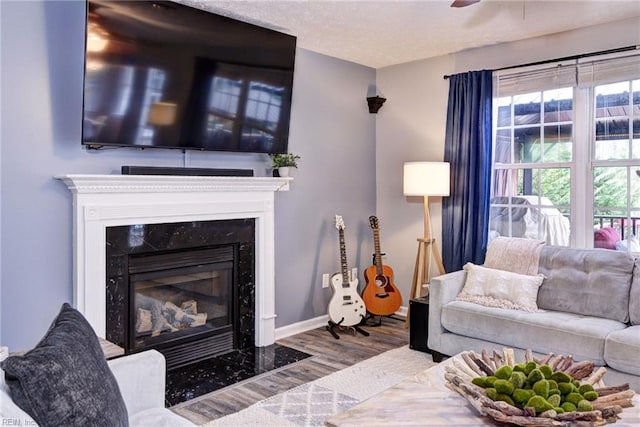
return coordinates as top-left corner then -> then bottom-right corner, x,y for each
56,174 -> 291,347
275,315 -> 330,341
274,307 -> 408,341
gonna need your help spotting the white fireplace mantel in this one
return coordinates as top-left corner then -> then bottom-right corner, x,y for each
56,174 -> 291,347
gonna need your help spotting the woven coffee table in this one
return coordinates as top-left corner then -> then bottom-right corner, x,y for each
325,353 -> 640,427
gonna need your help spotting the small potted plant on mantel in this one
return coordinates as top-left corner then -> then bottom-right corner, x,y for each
269,153 -> 300,177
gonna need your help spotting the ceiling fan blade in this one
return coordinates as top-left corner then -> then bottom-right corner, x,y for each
451,0 -> 481,7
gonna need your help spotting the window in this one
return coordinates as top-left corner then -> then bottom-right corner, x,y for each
135,68 -> 166,144
491,53 -> 640,253
205,76 -> 242,146
204,70 -> 286,152
240,82 -> 284,150
592,80 -> 640,246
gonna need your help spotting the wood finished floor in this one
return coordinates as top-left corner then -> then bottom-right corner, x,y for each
170,316 -> 409,425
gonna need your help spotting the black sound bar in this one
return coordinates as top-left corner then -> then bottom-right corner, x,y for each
121,166 -> 254,177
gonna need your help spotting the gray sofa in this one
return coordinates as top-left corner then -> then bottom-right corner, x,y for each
428,245 -> 640,391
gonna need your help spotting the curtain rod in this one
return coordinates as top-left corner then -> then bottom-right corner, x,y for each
442,45 -> 640,80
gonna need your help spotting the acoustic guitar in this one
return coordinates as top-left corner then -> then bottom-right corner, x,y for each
327,215 -> 367,327
362,215 -> 402,315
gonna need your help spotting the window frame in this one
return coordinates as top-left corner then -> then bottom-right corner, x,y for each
491,52 -> 640,250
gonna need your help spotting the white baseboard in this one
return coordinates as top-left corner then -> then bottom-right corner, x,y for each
395,305 -> 408,318
275,314 -> 330,341
274,306 -> 408,341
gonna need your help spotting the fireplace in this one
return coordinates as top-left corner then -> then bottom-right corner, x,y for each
105,218 -> 256,369
56,174 -> 314,404
56,174 -> 291,349
130,248 -> 234,353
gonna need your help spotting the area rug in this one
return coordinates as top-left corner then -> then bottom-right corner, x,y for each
203,345 -> 437,427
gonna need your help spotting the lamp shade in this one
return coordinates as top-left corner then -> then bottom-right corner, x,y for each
403,162 -> 450,196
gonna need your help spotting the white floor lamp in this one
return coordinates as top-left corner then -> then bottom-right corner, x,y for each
403,162 -> 450,305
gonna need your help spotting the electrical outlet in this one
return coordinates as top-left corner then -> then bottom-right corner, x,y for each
322,273 -> 330,288
351,268 -> 358,281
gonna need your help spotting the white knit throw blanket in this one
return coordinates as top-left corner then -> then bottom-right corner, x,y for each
484,237 -> 545,276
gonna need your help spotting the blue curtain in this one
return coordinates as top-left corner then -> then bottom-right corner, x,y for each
442,70 -> 493,272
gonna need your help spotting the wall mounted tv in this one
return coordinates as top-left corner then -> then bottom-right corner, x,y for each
83,0 -> 296,154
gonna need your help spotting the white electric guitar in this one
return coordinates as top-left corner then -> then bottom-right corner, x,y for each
327,215 -> 367,327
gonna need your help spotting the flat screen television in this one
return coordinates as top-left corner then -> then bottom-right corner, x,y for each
82,0 -> 296,154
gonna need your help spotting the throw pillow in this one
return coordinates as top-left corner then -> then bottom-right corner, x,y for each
483,236 -> 545,276
456,263 -> 545,312
0,303 -> 129,427
594,226 -> 621,249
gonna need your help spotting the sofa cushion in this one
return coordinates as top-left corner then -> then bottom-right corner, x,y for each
441,300 -> 627,364
629,257 -> 640,326
0,303 -> 128,427
604,326 -> 640,376
457,263 -> 544,312
537,246 -> 634,323
1,379 -> 37,425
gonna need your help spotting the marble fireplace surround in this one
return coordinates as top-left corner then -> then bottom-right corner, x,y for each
56,174 -> 291,347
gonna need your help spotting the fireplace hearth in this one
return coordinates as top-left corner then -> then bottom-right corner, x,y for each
166,343 -> 312,406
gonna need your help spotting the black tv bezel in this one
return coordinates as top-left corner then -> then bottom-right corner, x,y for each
81,0 -> 296,155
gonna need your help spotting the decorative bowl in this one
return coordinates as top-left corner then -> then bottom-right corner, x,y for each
444,348 -> 635,426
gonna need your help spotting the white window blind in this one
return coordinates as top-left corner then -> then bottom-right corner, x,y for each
495,61 -> 576,96
495,50 -> 640,96
578,52 -> 640,87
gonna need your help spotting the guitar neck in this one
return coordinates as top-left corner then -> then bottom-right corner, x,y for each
372,228 -> 384,275
338,228 -> 350,286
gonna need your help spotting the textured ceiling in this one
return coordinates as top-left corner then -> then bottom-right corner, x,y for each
178,0 -> 640,68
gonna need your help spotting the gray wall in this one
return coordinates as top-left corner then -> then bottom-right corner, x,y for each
275,50 -> 377,327
0,1 -> 376,350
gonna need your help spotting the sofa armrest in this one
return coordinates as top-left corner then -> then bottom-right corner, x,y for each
1,378 -> 37,425
108,350 -> 166,416
428,270 -> 467,354
431,271 -> 466,304
2,351 -> 171,425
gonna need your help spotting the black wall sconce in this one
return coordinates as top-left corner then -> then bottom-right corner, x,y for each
367,96 -> 386,114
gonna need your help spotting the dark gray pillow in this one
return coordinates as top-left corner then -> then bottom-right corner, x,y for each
1,303 -> 128,427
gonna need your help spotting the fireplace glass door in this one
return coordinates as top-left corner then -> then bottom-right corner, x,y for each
128,247 -> 235,358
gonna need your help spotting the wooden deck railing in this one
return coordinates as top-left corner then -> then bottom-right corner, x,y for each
594,215 -> 640,240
